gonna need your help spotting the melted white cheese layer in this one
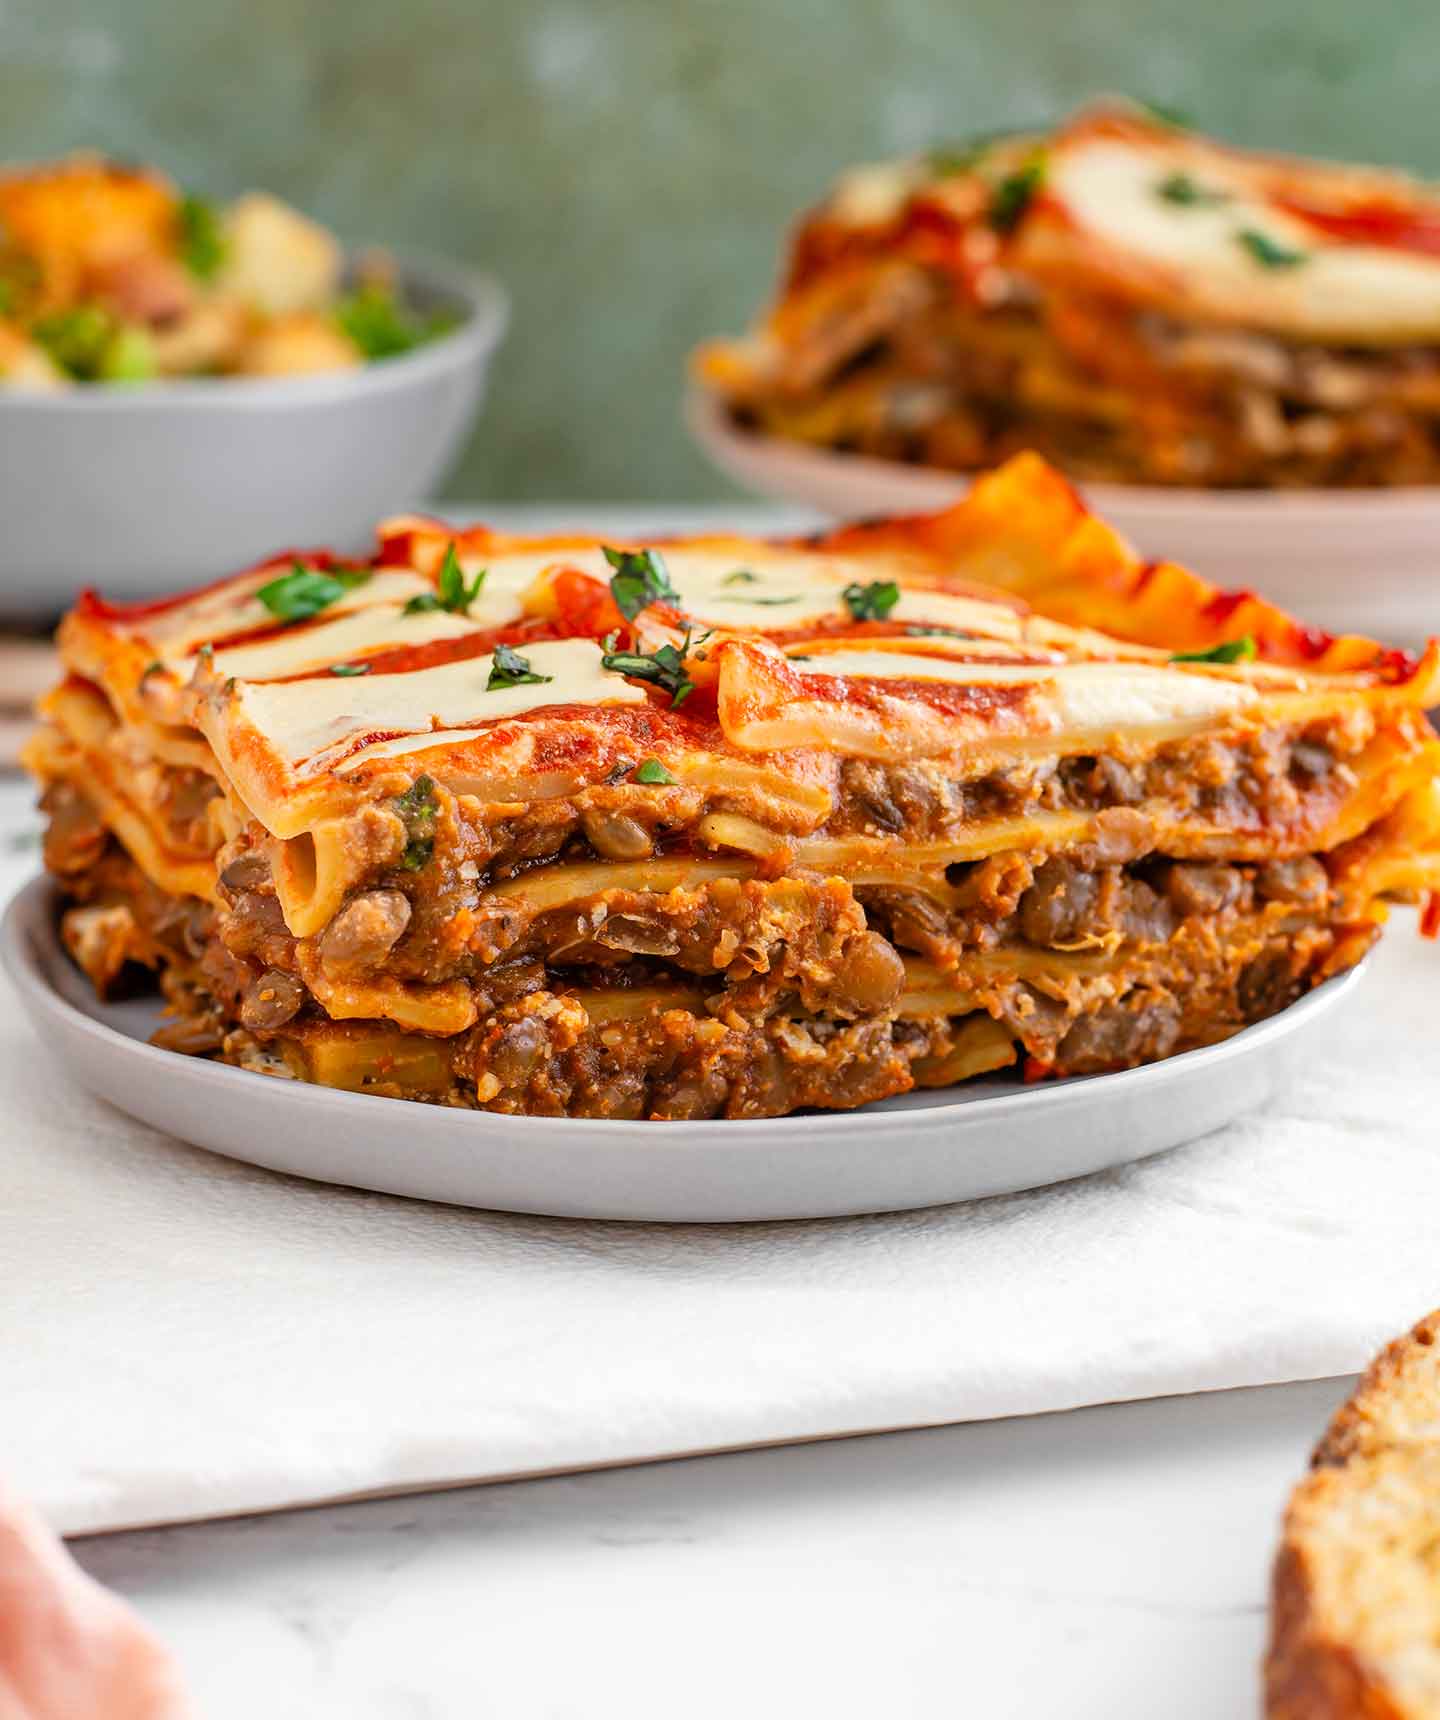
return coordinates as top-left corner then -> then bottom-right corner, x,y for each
233,638 -> 647,769
483,541 -> 1023,638
209,606 -> 483,682
791,649 -> 1257,729
1048,138 -> 1440,344
147,568 -> 433,657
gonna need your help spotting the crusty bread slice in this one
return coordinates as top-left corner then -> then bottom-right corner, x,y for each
1267,1313 -> 1440,1719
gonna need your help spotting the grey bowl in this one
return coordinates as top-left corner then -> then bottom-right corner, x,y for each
0,253 -> 508,616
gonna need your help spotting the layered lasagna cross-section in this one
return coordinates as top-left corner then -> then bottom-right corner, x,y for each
26,455 -> 1440,1119
698,103 -> 1440,487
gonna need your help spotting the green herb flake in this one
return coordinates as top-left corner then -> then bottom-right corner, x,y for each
404,543 -> 486,616
486,642 -> 553,691
1156,172 -> 1229,208
178,194 -> 228,281
32,304 -> 114,379
633,758 -> 677,786
330,661 -> 371,677
604,546 -> 680,621
140,659 -> 164,680
335,279 -> 456,363
718,592 -> 803,606
842,580 -> 902,622
98,324 -> 156,383
721,569 -> 758,586
988,157 -> 1046,234
1171,635 -> 1258,665
904,624 -> 968,639
256,562 -> 371,624
393,774 -> 438,871
1236,228 -> 1307,269
601,628 -> 708,707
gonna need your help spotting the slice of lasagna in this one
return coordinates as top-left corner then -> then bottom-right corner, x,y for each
696,102 -> 1440,487
26,454 -> 1440,1119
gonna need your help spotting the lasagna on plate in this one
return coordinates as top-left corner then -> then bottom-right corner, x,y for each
26,455 -> 1440,1120
696,103 -> 1440,488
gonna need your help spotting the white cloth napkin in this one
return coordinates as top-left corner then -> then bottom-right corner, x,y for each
3,800 -> 1439,1536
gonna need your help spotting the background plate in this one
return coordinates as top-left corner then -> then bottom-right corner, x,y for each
2,876 -> 1364,1223
688,388 -> 1440,647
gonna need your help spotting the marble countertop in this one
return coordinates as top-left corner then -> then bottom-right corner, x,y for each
71,1376 -> 1348,1720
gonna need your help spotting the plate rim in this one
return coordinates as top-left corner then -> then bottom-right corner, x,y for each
686,383 -> 1440,523
1,872 -> 1368,1149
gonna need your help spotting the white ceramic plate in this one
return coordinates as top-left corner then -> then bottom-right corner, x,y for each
688,388 -> 1440,647
2,876 -> 1366,1223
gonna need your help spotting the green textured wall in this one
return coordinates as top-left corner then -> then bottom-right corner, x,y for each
3,0 -> 1438,500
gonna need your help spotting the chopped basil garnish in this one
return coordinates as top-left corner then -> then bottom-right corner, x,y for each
140,659 -> 163,679
721,569 -> 758,586
394,775 -> 438,871
905,624 -> 968,638
404,543 -> 486,615
988,157 -> 1046,234
633,758 -> 676,785
604,546 -> 680,620
718,592 -> 803,606
1156,172 -> 1229,207
178,194 -> 227,280
843,580 -> 901,622
330,661 -> 371,676
601,628 -> 707,707
1171,635 -> 1257,664
486,643 -> 553,691
1237,228 -> 1307,269
256,563 -> 370,624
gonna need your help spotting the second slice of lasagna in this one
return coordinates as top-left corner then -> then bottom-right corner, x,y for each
26,454 -> 1440,1118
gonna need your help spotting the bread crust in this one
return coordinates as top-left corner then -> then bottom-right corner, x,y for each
1266,1314 -> 1440,1719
